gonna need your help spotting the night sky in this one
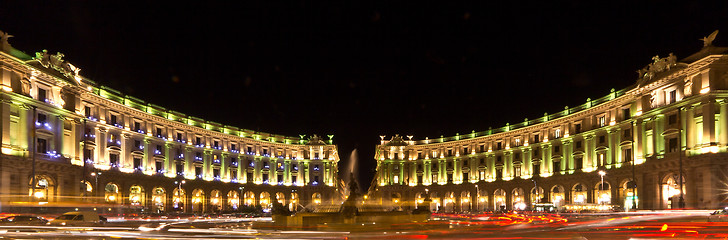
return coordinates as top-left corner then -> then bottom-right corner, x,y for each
2,1 -> 728,190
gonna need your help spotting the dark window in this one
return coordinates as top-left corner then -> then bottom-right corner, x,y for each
133,158 -> 142,170
263,174 -> 269,182
575,157 -> 583,170
36,138 -> 47,153
599,135 -> 606,143
195,137 -> 201,145
313,175 -> 319,183
231,144 -> 237,151
514,166 -> 521,177
84,106 -> 91,117
177,133 -> 183,141
463,172 -> 469,181
533,134 -> 540,143
554,146 -> 560,153
134,122 -> 141,131
277,174 -> 283,183
155,161 -> 163,172
496,156 -> 502,163
37,88 -> 47,101
110,115 -> 117,125
575,124 -> 582,133
623,108 -> 631,119
417,152 -> 422,158
214,141 -> 219,148
497,142 -> 502,150
668,114 -> 678,125
447,161 -> 452,169
83,149 -> 93,161
463,160 -> 468,166
496,170 -> 503,180
514,153 -> 520,160
246,172 -> 253,182
156,128 -> 162,136
575,141 -> 582,149
417,175 -> 423,184
134,140 -> 141,149
668,138 -> 678,153
624,148 -> 632,162
464,147 -> 469,154
394,153 -> 399,159
553,161 -> 561,173
624,129 -> 631,138
109,154 -> 119,165
480,158 -> 485,165
480,145 -> 485,152
37,113 -> 47,124
534,148 -> 540,157
230,169 -> 237,179
176,163 -> 184,175
247,147 -> 252,153
447,173 -> 453,183
213,169 -> 220,178
448,149 -> 453,156
669,90 -> 676,104
291,175 -> 297,183
195,166 -> 202,178
533,164 -> 540,176
156,145 -> 162,152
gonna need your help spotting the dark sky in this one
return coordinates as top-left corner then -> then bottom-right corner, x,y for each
2,1 -> 728,190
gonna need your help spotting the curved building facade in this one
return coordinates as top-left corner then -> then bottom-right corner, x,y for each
0,33 -> 340,213
370,36 -> 728,211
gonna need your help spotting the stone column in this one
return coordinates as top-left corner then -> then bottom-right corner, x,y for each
703,99 -> 716,146
96,127 -> 106,164
720,101 -> 728,146
686,107 -> 696,149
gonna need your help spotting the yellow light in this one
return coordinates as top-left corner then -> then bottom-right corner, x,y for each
700,87 -> 710,94
34,191 -> 45,199
635,110 -> 642,116
1,147 -> 11,154
211,198 -> 219,204
154,197 -> 162,203
609,121 -> 616,126
108,195 -> 116,201
131,195 -> 140,202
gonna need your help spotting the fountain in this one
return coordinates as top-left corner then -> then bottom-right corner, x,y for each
270,149 -> 430,229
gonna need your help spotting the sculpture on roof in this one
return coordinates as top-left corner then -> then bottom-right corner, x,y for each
637,53 -> 678,81
32,50 -> 82,82
0,30 -> 13,52
701,30 -> 719,47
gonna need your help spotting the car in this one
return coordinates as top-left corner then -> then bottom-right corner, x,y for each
708,208 -> 728,222
0,215 -> 48,225
48,211 -> 105,226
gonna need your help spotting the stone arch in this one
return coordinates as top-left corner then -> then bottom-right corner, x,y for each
29,174 -> 56,202
244,191 -> 255,206
276,192 -> 286,205
511,188 -> 526,210
311,192 -> 322,206
442,191 -> 455,212
260,192 -> 271,211
571,183 -> 588,204
493,189 -> 506,210
660,173 -> 685,209
104,182 -> 120,203
129,185 -> 145,206
594,181 -> 611,204
289,192 -> 299,212
152,187 -> 165,212
550,185 -> 566,206
173,188 -> 186,211
619,178 -> 638,210
460,191 -> 471,212
227,190 -> 239,210
191,189 -> 205,213
210,190 -> 222,212
530,186 -> 544,204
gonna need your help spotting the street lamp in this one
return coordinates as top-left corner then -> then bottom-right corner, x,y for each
175,180 -> 185,210
90,172 -> 101,203
474,185 -> 479,212
598,170 -> 606,204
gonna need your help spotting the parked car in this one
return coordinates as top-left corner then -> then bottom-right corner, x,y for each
0,215 -> 48,225
48,211 -> 106,226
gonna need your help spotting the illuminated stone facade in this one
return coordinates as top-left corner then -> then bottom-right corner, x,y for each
0,33 -> 340,213
370,36 -> 728,212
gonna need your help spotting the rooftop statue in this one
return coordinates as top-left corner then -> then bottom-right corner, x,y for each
0,30 -> 13,52
701,30 -> 719,47
32,50 -> 82,82
637,53 -> 678,81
